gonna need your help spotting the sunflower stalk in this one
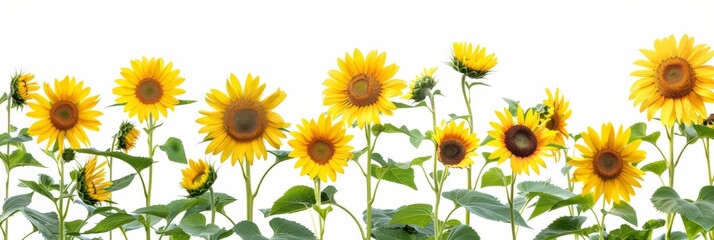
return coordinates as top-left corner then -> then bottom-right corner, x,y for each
507,171 -> 517,240
313,178 -> 326,240
240,160 -> 254,221
55,152 -> 67,240
433,167 -> 450,239
705,138 -> 713,185
109,135 -> 117,240
3,89 -> 10,240
143,114 -> 159,239
459,74 -> 476,225
364,125 -> 374,240
665,125 -> 675,240
426,90 -> 443,240
210,187 -> 216,224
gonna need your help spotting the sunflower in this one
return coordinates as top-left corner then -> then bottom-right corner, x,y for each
10,72 -> 39,108
630,35 -> 714,126
289,114 -> 354,182
450,42 -> 498,79
323,49 -> 406,128
113,57 -> 186,123
403,67 -> 438,102
569,123 -> 646,203
434,120 -> 479,168
180,159 -> 217,197
197,73 -> 289,165
27,76 -> 102,154
704,114 -> 714,127
540,88 -> 571,147
115,121 -> 140,152
76,157 -> 112,205
487,106 -> 557,175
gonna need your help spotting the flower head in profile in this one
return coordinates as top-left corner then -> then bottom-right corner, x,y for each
569,123 -> 646,203
10,72 -> 39,108
450,42 -> 498,79
76,157 -> 112,205
115,121 -> 140,152
180,159 -> 217,197
435,120 -> 479,168
403,67 -> 438,103
539,88 -> 571,147
323,49 -> 406,128
630,35 -> 714,126
289,114 -> 354,182
197,73 -> 289,165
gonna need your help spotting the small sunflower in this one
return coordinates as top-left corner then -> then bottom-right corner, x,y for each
76,157 -> 112,205
115,121 -> 140,152
488,106 -> 557,175
540,88 -> 571,147
27,76 -> 102,154
434,120 -> 479,168
10,72 -> 39,108
323,49 -> 406,128
403,67 -> 438,102
289,114 -> 354,182
630,35 -> 714,126
113,57 -> 186,123
197,73 -> 289,165
180,159 -> 217,197
569,123 -> 646,203
450,42 -> 498,79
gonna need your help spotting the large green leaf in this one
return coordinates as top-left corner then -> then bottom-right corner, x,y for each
392,101 -> 427,109
0,192 -> 33,223
607,224 -> 653,240
480,167 -> 511,188
650,186 -> 714,230
178,213 -> 229,239
389,204 -> 432,227
0,128 -> 32,146
165,198 -> 209,223
378,123 -> 425,148
105,173 -> 136,192
267,185 -> 314,216
682,215 -> 704,240
18,179 -> 55,201
159,137 -> 187,164
534,216 -> 597,240
75,148 -> 153,172
368,208 -> 433,238
23,208 -> 59,240
370,160 -> 417,190
654,231 -> 688,240
551,193 -> 595,212
517,181 -> 575,200
408,156 -> 432,167
134,205 -> 170,219
446,224 -> 480,240
628,122 -> 660,144
641,160 -> 667,176
84,213 -> 136,233
609,201 -> 638,226
233,218 -> 315,240
442,189 -> 529,228
2,148 -> 44,171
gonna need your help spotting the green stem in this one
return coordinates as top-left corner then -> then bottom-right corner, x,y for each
314,178 -> 325,240
434,167 -> 450,239
507,171 -> 517,240
705,139 -> 712,186
665,125 -> 675,240
459,74 -> 475,225
242,160 -> 253,221
333,203 -> 365,239
599,201 -> 607,240
365,125 -> 373,240
253,161 -> 280,198
58,153 -> 66,240
144,115 -> 157,240
220,212 -> 236,226
472,162 -> 489,190
4,90 -> 11,240
109,135 -> 117,240
210,187 -> 215,225
20,231 -> 32,240
427,91 -> 442,239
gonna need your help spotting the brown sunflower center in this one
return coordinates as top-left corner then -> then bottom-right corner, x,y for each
308,139 -> 335,164
504,125 -> 538,157
592,149 -> 624,180
439,139 -> 467,165
545,113 -> 559,131
347,74 -> 381,107
223,100 -> 268,141
656,57 -> 695,99
50,101 -> 79,130
136,78 -> 163,104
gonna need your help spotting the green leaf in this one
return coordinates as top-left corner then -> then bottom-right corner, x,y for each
233,218 -> 315,240
608,224 -> 653,240
641,160 -> 667,176
178,213 -> 223,238
609,201 -> 638,226
551,193 -> 596,212
534,216 -> 597,240
199,192 -> 237,213
166,198 -> 208,223
643,219 -> 666,229
380,123 -> 425,148
105,173 -> 136,192
134,205 -> 170,219
650,186 -> 714,230
22,208 -> 59,240
268,150 -> 293,163
628,122 -> 660,144
0,192 -> 33,224
367,208 -> 433,238
503,98 -> 520,116
392,101 -> 427,109
447,224 -> 480,240
442,189 -> 529,228
448,113 -> 469,121
83,213 -> 136,233
530,195 -> 562,220
18,179 -> 54,201
408,156 -> 432,167
109,100 -> 196,108
3,149 -> 44,171
65,219 -> 85,235
268,185 -> 314,216
389,204 -> 433,227
468,81 -> 491,88
654,231 -> 688,240
682,215 -> 704,240
370,160 -> 417,190
480,167 -> 511,188
75,148 -> 153,172
429,170 -> 449,181
480,151 -> 498,163
159,137 -> 187,164
0,128 -> 33,146
517,181 -> 575,200
0,93 -> 7,105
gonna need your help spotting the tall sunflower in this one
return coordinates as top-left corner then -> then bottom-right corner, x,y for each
113,57 -> 186,123
289,114 -> 354,182
403,67 -> 438,102
435,120 -> 479,168
180,159 -> 217,197
450,42 -> 498,79
76,157 -> 112,205
27,76 -> 102,154
323,49 -> 406,128
630,35 -> 714,126
488,106 -> 557,175
10,72 -> 39,108
541,88 -> 571,146
197,73 -> 289,165
569,123 -> 646,203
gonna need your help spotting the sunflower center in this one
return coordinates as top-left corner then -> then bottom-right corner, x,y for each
50,101 -> 79,130
223,100 -> 268,141
136,78 -> 163,104
592,149 -> 624,180
545,113 -> 559,131
439,139 -> 467,165
656,57 -> 695,99
347,74 -> 381,107
308,139 -> 335,164
504,125 -> 538,157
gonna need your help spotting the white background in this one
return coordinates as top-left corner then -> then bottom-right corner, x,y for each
2,0 -> 714,239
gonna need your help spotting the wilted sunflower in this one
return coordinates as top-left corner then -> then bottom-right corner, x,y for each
488,106 -> 557,175
115,121 -> 139,152
540,88 -> 571,147
630,35 -> 714,126
323,49 -> 406,128
27,76 -> 102,154
76,157 -> 112,205
180,159 -> 217,197
435,120 -> 479,168
197,73 -> 289,165
10,72 -> 39,108
450,42 -> 498,79
569,123 -> 646,203
403,67 -> 438,102
289,114 -> 354,182
113,57 -> 186,123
